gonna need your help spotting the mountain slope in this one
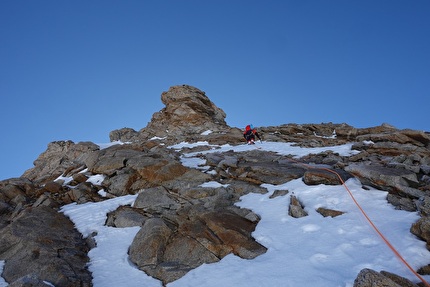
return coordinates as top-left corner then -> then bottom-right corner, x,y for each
1,85 -> 430,287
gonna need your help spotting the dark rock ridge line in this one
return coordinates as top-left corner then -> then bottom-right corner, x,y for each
0,84 -> 429,286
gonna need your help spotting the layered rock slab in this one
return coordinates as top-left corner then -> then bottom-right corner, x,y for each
0,206 -> 92,286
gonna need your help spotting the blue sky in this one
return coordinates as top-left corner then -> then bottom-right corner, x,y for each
1,0 -> 429,180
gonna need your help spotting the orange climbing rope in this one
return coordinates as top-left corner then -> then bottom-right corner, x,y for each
287,157 -> 430,287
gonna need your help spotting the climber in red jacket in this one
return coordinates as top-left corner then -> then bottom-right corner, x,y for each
243,124 -> 262,144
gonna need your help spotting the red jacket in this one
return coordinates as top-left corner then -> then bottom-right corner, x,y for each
243,125 -> 261,140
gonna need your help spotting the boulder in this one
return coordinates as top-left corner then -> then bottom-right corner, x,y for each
387,194 -> 417,211
103,168 -> 140,196
316,207 -> 345,217
128,206 -> 266,284
133,186 -> 181,213
353,268 -> 418,287
85,145 -> 134,175
8,274 -> 56,287
303,169 -> 349,185
157,235 -> 219,283
0,206 -> 92,286
345,164 -> 425,199
198,210 -> 267,259
129,217 -> 173,268
66,182 -> 101,204
410,216 -> 430,248
106,205 -> 148,227
289,195 -> 308,218
43,181 -> 63,193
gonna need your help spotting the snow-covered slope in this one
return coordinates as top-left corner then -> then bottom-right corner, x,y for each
35,140 -> 430,287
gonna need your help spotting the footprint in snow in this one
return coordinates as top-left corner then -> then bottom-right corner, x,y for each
301,224 -> 321,233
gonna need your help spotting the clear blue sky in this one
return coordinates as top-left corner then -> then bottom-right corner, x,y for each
1,0 -> 429,180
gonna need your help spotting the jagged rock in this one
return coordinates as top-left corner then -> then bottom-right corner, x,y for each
387,193 -> 417,211
356,129 -> 430,147
22,141 -> 99,184
128,208 -> 266,285
143,85 -> 228,137
217,155 -> 239,169
303,168 -> 350,185
129,217 -> 172,264
109,127 -> 139,142
410,217 -> 430,248
84,143 -> 197,196
416,197 -> 430,217
219,150 -> 307,185
43,181 -> 63,193
110,85 -> 229,143
102,168 -> 140,196
0,183 -> 27,205
137,160 -> 189,185
71,172 -> 89,184
133,221 -> 221,285
32,193 -> 57,208
8,274 -> 57,287
62,165 -> 87,178
417,264 -> 430,275
380,270 -> 422,287
353,268 -> 418,287
422,166 -> 430,176
0,177 -> 34,198
85,144 -> 133,176
133,186 -> 181,213
199,210 -> 267,259
106,205 -> 148,227
0,206 -> 92,286
345,164 -> 425,199
316,207 -> 345,217
0,201 -> 12,215
269,189 -> 289,198
66,182 -> 101,204
335,123 -> 397,140
300,150 -> 346,166
161,168 -> 212,191
289,194 -> 308,218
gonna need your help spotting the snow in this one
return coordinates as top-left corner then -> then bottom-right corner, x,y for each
150,136 -> 166,140
201,129 -> 213,135
96,140 -> 125,149
86,174 -> 105,186
3,140 -> 430,286
199,181 -> 230,188
55,168 -> 106,187
0,261 -> 6,287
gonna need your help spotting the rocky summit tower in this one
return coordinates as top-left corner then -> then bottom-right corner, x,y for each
110,85 -> 231,143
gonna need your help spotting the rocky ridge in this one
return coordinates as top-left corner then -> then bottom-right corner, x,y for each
0,84 -> 429,286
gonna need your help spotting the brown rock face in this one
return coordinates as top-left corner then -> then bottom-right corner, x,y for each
155,85 -> 227,131
110,85 -> 230,143
128,208 -> 267,285
22,140 -> 99,185
0,206 -> 92,286
353,268 -> 418,287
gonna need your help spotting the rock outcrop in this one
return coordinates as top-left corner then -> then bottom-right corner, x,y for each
1,84 -> 430,286
0,206 -> 92,286
110,85 -> 233,144
353,268 -> 419,287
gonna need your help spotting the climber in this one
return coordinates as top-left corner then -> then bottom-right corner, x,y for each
243,124 -> 262,144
